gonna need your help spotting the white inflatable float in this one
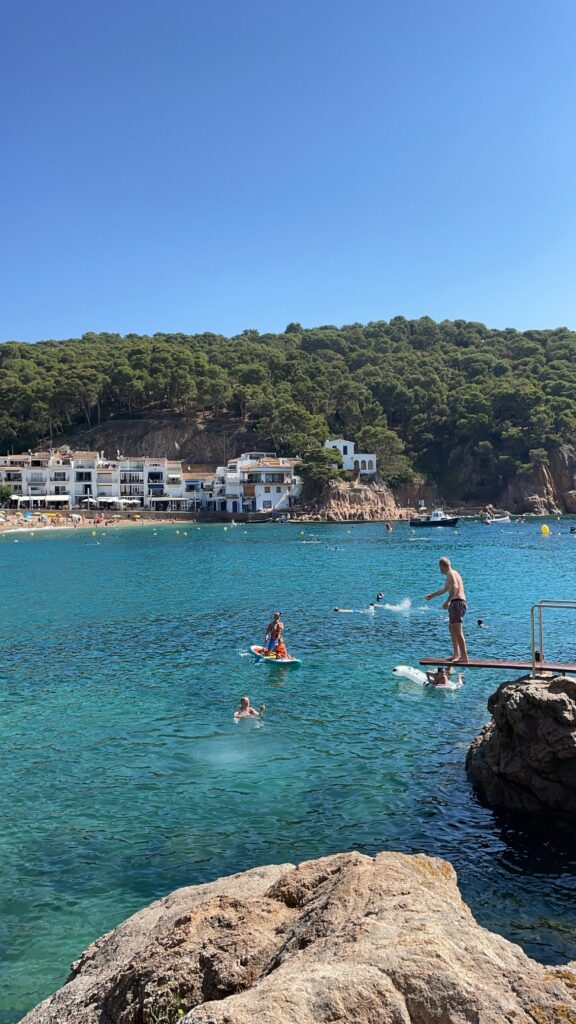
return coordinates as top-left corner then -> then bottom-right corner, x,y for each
393,665 -> 463,690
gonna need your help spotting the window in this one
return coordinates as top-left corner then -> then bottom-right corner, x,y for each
354,460 -> 360,470
367,459 -> 374,470
263,500 -> 272,509
276,486 -> 281,493
264,486 -> 270,493
361,460 -> 366,470
343,445 -> 348,455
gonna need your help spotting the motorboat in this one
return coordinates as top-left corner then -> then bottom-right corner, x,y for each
409,508 -> 459,528
483,514 -> 511,525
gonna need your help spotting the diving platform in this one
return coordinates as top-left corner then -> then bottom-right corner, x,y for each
420,657 -> 576,674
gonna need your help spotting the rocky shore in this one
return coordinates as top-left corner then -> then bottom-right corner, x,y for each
21,850 -> 576,1024
467,675 -> 576,815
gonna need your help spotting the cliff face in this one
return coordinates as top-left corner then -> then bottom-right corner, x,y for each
498,446 -> 576,514
467,676 -> 576,814
21,851 -> 576,1024
52,418 -> 269,465
446,443 -> 576,513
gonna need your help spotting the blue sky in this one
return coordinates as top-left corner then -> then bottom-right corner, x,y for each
1,0 -> 575,341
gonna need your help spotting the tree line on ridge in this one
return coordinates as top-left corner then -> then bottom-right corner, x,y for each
1,316 -> 575,492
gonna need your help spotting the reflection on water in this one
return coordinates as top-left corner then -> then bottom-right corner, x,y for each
1,520 -> 576,1022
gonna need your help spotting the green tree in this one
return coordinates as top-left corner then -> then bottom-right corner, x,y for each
355,425 -> 415,485
295,447 -> 343,494
0,483 -> 13,507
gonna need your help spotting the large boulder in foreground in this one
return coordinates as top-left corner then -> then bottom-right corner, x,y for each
467,676 -> 576,815
21,851 -> 576,1024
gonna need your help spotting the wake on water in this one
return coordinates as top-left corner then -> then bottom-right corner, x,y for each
379,597 -> 412,612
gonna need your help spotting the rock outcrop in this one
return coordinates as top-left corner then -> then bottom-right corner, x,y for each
301,478 -> 401,521
21,851 -> 576,1024
467,676 -> 576,814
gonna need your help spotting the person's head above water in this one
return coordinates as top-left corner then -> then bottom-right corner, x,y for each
376,592 -> 384,600
477,618 -> 484,627
273,611 -> 281,619
439,557 -> 451,574
240,696 -> 249,707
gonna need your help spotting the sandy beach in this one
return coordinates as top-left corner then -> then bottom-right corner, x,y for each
0,514 -> 184,535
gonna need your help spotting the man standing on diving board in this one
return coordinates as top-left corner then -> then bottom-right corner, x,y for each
425,557 -> 468,663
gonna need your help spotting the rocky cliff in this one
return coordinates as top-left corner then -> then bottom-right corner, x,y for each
467,676 -> 576,815
498,446 -> 576,514
21,851 -> 576,1024
52,418 -> 268,466
300,478 -> 401,521
446,443 -> 576,513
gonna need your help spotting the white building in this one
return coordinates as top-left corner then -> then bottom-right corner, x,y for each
203,452 -> 302,514
324,439 -> 377,475
0,448 -> 303,514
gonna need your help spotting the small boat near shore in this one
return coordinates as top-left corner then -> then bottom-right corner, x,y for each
409,508 -> 459,528
483,514 -> 511,525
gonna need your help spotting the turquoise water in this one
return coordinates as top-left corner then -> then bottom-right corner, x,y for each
2,520 -> 576,1022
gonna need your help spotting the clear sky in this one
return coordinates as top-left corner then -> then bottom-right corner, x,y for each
2,0 -> 576,342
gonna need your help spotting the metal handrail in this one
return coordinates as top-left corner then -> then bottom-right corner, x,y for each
530,601 -> 576,674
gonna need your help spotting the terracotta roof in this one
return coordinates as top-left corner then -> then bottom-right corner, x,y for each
183,471 -> 214,480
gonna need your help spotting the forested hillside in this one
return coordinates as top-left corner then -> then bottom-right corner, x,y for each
1,317 -> 575,494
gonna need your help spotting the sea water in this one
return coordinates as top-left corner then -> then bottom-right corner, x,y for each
1,520 -> 576,1022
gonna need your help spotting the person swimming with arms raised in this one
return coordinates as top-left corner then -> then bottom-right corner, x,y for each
234,696 -> 265,720
425,556 -> 469,663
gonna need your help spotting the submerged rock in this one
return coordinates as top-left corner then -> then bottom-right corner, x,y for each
467,676 -> 576,815
21,851 -> 576,1024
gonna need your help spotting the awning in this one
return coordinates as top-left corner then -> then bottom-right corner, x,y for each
97,496 -> 121,503
44,495 -> 71,502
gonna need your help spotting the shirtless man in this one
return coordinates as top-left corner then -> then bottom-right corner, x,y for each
234,696 -> 265,719
425,557 -> 468,663
264,611 -> 284,652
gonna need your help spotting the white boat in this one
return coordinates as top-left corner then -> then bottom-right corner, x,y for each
409,508 -> 459,528
483,514 -> 511,525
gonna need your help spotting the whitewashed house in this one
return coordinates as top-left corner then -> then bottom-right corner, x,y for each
324,439 -> 377,475
201,452 -> 302,514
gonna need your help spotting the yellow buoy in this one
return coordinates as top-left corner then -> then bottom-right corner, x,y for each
541,524 -> 550,536
92,530 -> 96,536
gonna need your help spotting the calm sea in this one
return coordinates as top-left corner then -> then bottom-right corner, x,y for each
2,520 -> 576,1022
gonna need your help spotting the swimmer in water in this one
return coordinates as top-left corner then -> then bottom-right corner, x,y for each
425,667 -> 449,687
477,618 -> 485,628
376,592 -> 384,603
234,696 -> 265,719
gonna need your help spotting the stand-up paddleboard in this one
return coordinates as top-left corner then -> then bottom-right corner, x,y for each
393,665 -> 463,690
250,645 -> 302,667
